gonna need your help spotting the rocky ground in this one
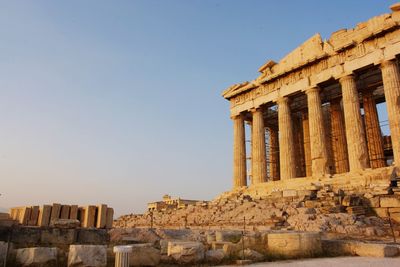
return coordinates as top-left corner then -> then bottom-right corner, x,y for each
115,185 -> 400,241
220,257 -> 400,267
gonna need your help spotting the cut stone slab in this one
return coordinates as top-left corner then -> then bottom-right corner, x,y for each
267,231 -> 322,258
68,245 -> 107,267
216,230 -> 242,243
38,205 -> 52,227
16,247 -> 58,267
322,239 -> 399,257
50,219 -> 80,229
129,243 -> 160,266
380,197 -> 400,208
167,241 -> 204,265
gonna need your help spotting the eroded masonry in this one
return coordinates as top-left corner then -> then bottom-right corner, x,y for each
223,4 -> 400,190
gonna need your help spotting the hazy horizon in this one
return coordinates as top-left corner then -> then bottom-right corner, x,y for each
0,0 -> 395,217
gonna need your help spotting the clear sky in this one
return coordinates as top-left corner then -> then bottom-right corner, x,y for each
0,0 -> 396,216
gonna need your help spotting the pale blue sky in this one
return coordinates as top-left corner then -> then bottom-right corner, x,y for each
0,1 -> 395,215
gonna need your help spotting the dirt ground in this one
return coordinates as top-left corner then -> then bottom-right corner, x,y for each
219,256 -> 400,267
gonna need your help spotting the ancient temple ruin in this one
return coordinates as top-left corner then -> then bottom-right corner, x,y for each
223,4 -> 400,190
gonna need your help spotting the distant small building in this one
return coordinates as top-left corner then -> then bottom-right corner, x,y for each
147,194 -> 206,212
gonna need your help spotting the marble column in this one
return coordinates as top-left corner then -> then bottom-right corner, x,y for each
251,108 -> 267,184
330,99 -> 350,173
293,114 -> 306,177
339,74 -> 370,171
362,90 -> 386,168
233,114 -> 247,188
268,127 -> 280,181
305,87 -> 329,176
278,97 -> 296,180
381,60 -> 400,166
114,246 -> 132,267
302,112 -> 312,177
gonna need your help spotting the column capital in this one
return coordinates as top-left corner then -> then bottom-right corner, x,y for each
277,96 -> 290,105
231,113 -> 244,120
338,73 -> 355,83
250,106 -> 264,114
305,86 -> 320,95
380,59 -> 397,69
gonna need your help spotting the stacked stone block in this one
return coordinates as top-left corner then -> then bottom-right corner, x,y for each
9,203 -> 114,229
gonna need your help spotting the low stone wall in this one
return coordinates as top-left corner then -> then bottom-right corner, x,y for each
0,225 -> 109,266
10,203 -> 114,229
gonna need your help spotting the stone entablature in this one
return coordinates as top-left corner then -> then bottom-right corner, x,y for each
223,7 -> 400,117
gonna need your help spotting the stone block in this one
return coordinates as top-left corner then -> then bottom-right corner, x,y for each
211,241 -> 233,250
38,205 -> 52,227
380,197 -> 400,207
372,208 -> 389,218
69,205 -> 78,220
12,227 -> 41,245
205,249 -> 225,264
50,219 -> 80,229
0,213 -> 9,220
28,206 -> 39,226
0,241 -> 7,265
167,241 -> 204,265
68,245 -> 107,267
267,232 -> 322,258
41,228 -> 77,245
389,212 -> 400,223
271,191 -> 283,198
76,229 -> 108,244
96,204 -> 107,229
389,207 -> 400,213
106,207 -> 114,229
60,205 -> 71,219
282,190 -> 298,197
20,207 -> 31,225
215,230 -> 242,243
322,240 -> 399,257
83,206 -> 96,228
129,243 -> 160,266
16,247 -> 58,267
50,203 -> 61,222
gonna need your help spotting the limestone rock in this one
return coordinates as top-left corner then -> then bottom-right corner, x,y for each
380,197 -> 400,208
205,249 -> 225,264
16,247 -> 58,267
68,245 -> 107,267
267,232 -> 322,258
129,243 -> 160,266
238,248 -> 264,262
215,230 -> 242,243
50,219 -> 80,229
167,241 -> 204,264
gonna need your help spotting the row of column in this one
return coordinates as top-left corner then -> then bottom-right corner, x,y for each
233,59 -> 400,188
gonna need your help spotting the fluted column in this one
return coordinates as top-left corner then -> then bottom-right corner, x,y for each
362,90 -> 386,168
305,87 -> 329,176
233,114 -> 247,188
381,60 -> 400,166
251,108 -> 267,184
269,127 -> 280,181
339,74 -> 370,171
302,112 -> 312,176
278,97 -> 296,179
293,115 -> 306,177
330,99 -> 349,173
114,246 -> 132,267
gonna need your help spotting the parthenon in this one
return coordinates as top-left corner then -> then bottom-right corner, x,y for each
223,3 -> 400,189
